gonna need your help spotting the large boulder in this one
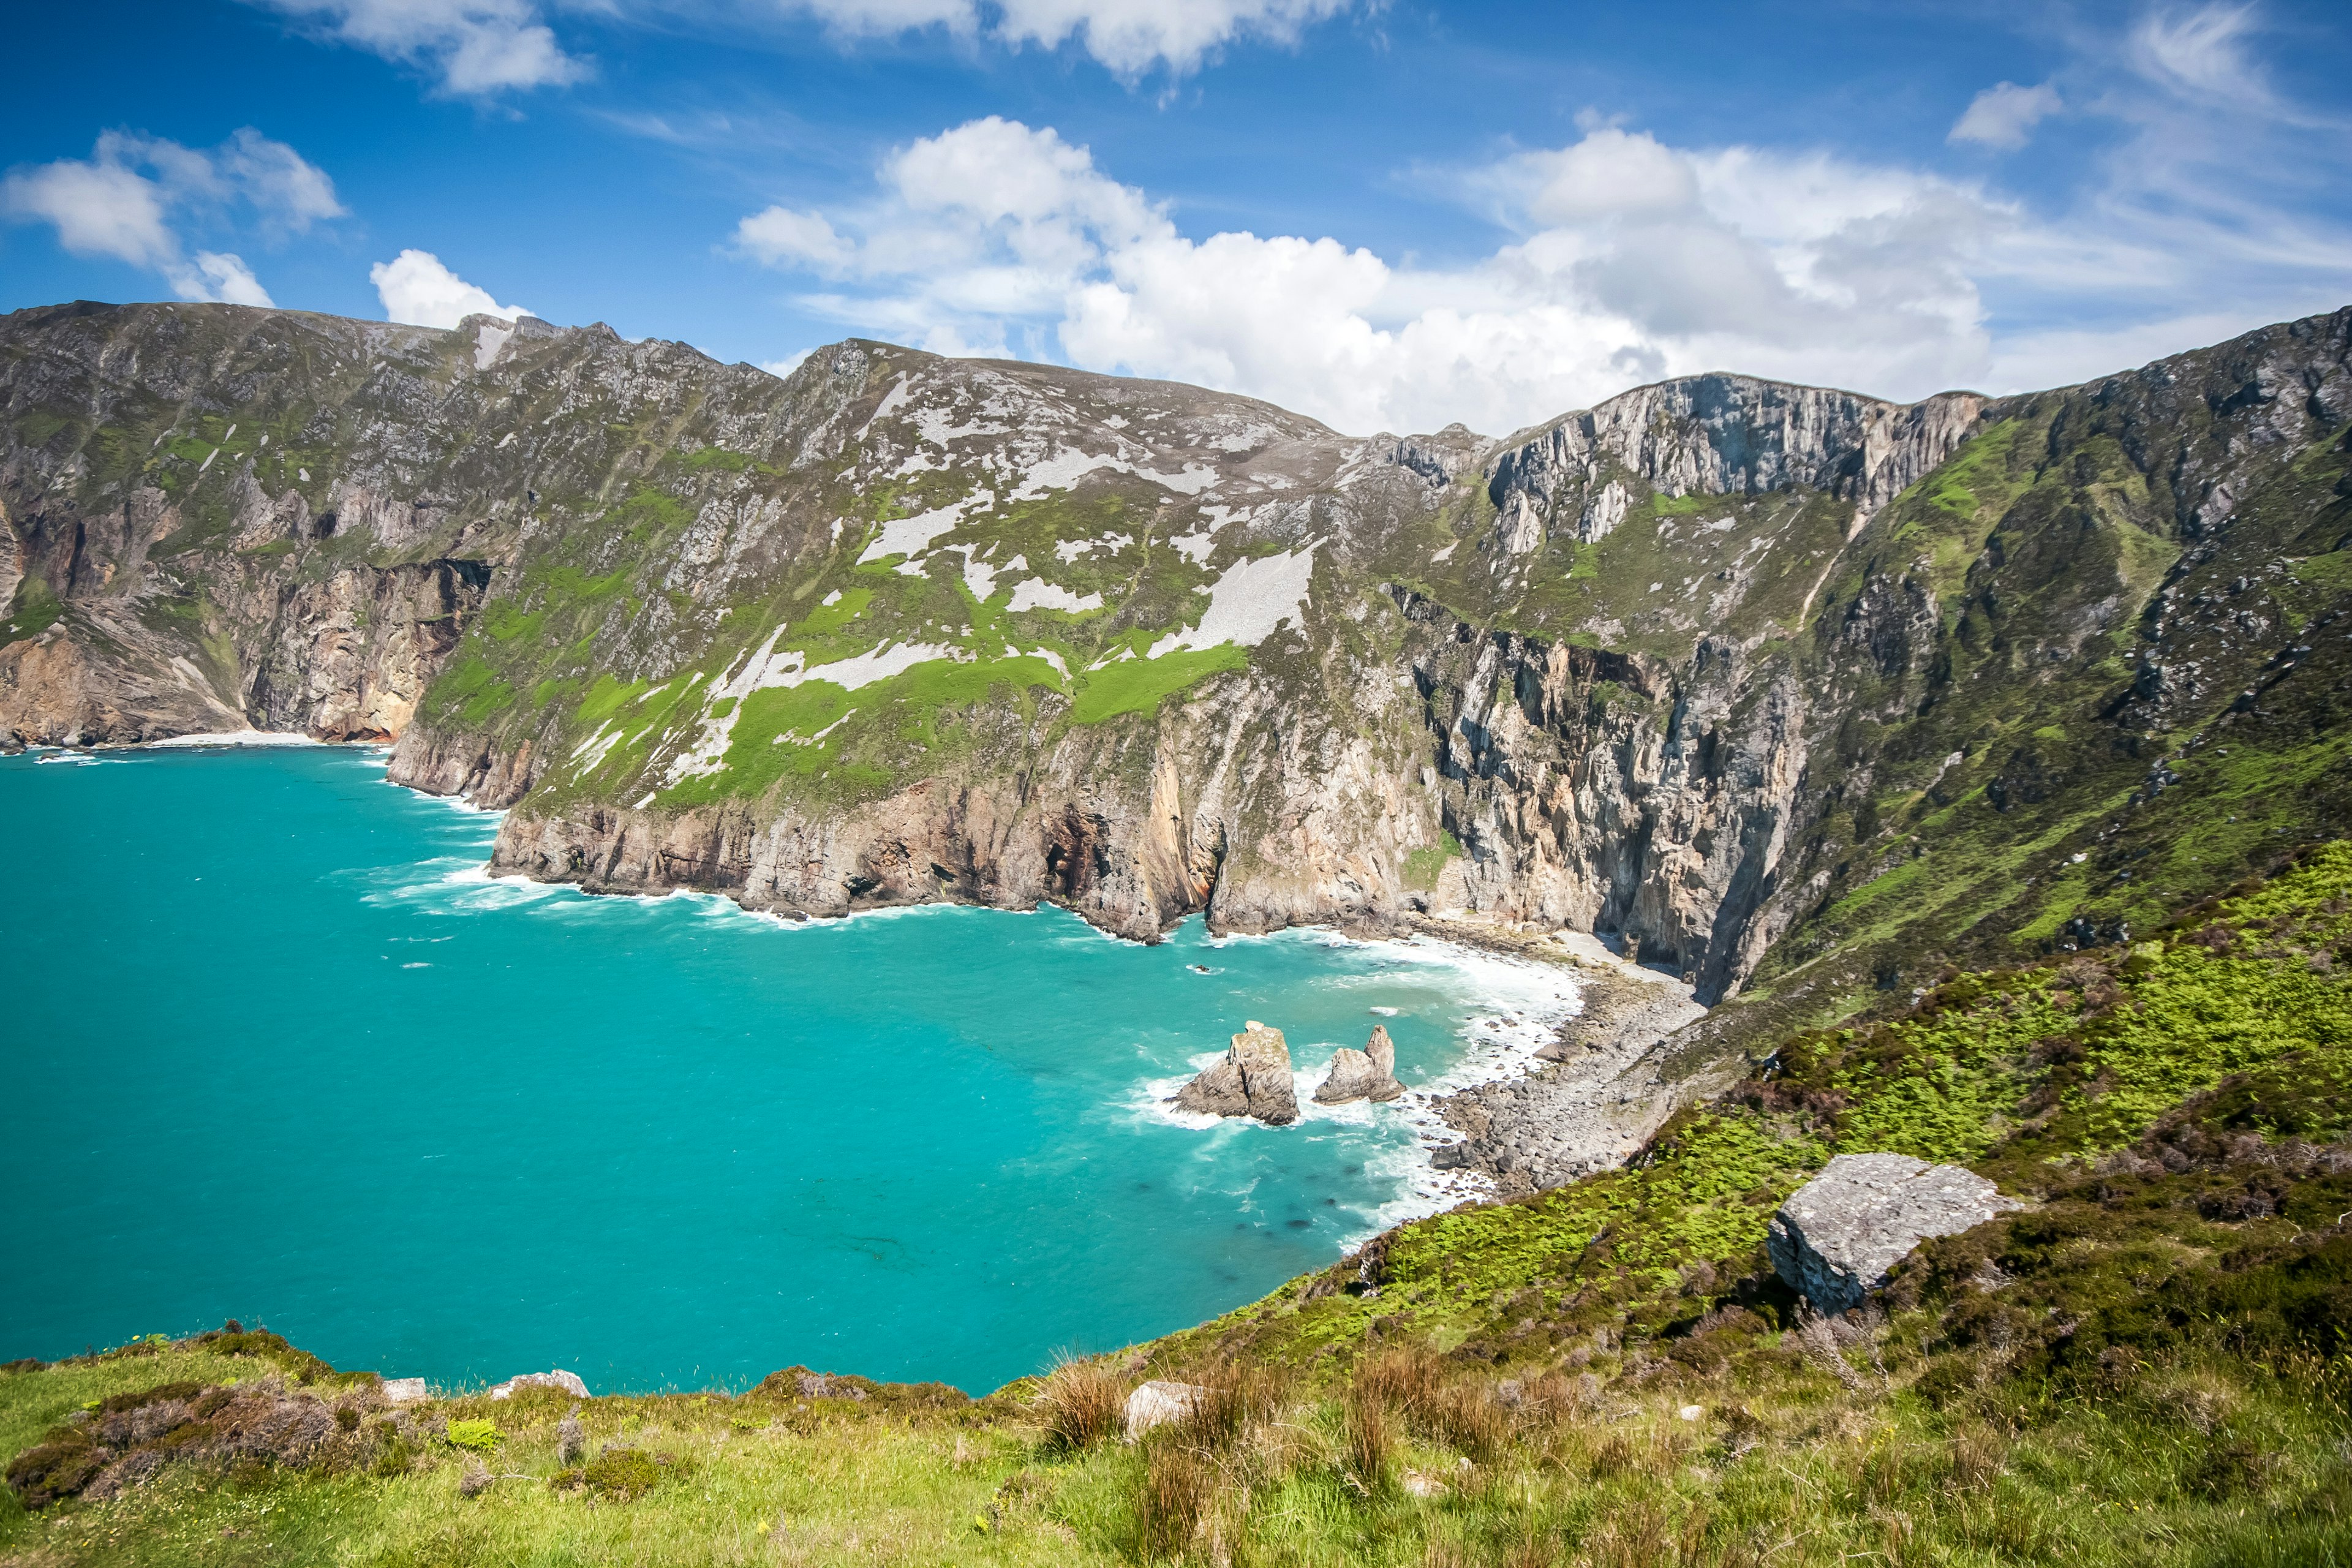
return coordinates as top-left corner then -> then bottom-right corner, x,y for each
1314,1024 -> 1406,1104
1768,1153 -> 2020,1312
1175,1021 -> 1299,1125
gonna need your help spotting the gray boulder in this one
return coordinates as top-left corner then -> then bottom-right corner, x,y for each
1175,1021 -> 1299,1125
1123,1380 -> 1206,1440
1314,1024 -> 1405,1104
488,1369 -> 590,1400
1768,1153 -> 2020,1313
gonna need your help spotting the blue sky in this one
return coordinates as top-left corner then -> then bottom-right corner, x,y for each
3,0 -> 2348,434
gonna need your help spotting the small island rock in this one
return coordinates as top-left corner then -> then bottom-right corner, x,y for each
1314,1024 -> 1406,1104
1768,1152 -> 2021,1313
1175,1020 -> 1299,1125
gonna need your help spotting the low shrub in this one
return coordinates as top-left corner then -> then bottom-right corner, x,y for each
1032,1356 -> 1125,1452
442,1419 -> 501,1453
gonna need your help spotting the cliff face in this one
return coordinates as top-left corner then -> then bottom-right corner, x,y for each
6,298 -> 2349,1020
1482,375 -> 1985,556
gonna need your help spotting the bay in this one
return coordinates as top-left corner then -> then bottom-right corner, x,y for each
0,745 -> 1574,1393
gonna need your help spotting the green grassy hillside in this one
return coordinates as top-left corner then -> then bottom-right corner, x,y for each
9,847 -> 2347,1566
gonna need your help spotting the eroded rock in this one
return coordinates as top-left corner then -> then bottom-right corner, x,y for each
1175,1021 -> 1298,1124
1314,1024 -> 1404,1104
1767,1152 -> 2021,1312
488,1369 -> 590,1400
1124,1380 -> 1205,1440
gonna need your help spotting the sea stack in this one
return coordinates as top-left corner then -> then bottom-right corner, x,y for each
1174,1020 -> 1300,1125
1314,1024 -> 1406,1104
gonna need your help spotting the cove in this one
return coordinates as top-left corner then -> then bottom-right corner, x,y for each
0,746 -> 1576,1394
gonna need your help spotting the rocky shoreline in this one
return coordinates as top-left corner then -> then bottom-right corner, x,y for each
1404,916 -> 1713,1197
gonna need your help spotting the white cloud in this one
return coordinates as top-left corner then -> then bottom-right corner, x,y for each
734,208 -> 855,273
1,129 -> 341,306
729,117 -> 2022,432
248,0 -> 590,93
369,249 -> 532,328
786,0 -> 1352,76
1950,81 -> 2064,150
216,127 -> 349,230
2,156 -> 179,270
728,5 -> 2352,437
187,252 -> 275,307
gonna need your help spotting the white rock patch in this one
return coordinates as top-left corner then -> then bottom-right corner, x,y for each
1169,530 -> 1217,564
783,640 -> 968,692
1008,448 -> 1221,502
660,627 -> 970,787
859,496 -> 984,565
473,322 -> 513,371
962,549 -> 1001,601
1148,545 -> 1317,657
1007,579 -> 1104,614
570,722 -> 623,774
858,375 -> 912,437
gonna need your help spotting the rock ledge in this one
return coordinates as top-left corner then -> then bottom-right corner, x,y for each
1768,1152 -> 2021,1313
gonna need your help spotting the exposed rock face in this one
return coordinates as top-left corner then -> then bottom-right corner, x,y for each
1767,1153 -> 2021,1313
1314,1023 -> 1405,1104
1175,1022 -> 1299,1124
1123,1380 -> 1205,1440
488,1370 -> 590,1400
1483,376 -> 1986,549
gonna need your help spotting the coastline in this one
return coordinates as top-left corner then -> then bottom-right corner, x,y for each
20,734 -> 1711,1211
1400,914 -> 1713,1197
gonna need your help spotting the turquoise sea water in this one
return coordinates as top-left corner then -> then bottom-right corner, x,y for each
0,745 -> 1575,1394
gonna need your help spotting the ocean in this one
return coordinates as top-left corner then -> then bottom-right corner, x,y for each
0,744 -> 1575,1393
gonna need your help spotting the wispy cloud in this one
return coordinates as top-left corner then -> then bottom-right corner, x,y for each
1,129 -> 345,307
1950,81 -> 2064,150
778,0 -> 1357,78
246,0 -> 592,94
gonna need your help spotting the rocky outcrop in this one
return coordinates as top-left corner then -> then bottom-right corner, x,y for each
1175,1022 -> 1299,1124
1767,1153 -> 2021,1313
1123,1380 -> 1205,1439
1400,606 -> 1812,1004
241,560 -> 490,740
1314,1024 -> 1404,1104
488,1370 -> 590,1400
1483,376 -> 1985,553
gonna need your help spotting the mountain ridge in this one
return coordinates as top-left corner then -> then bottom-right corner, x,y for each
4,300 -> 2349,1094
